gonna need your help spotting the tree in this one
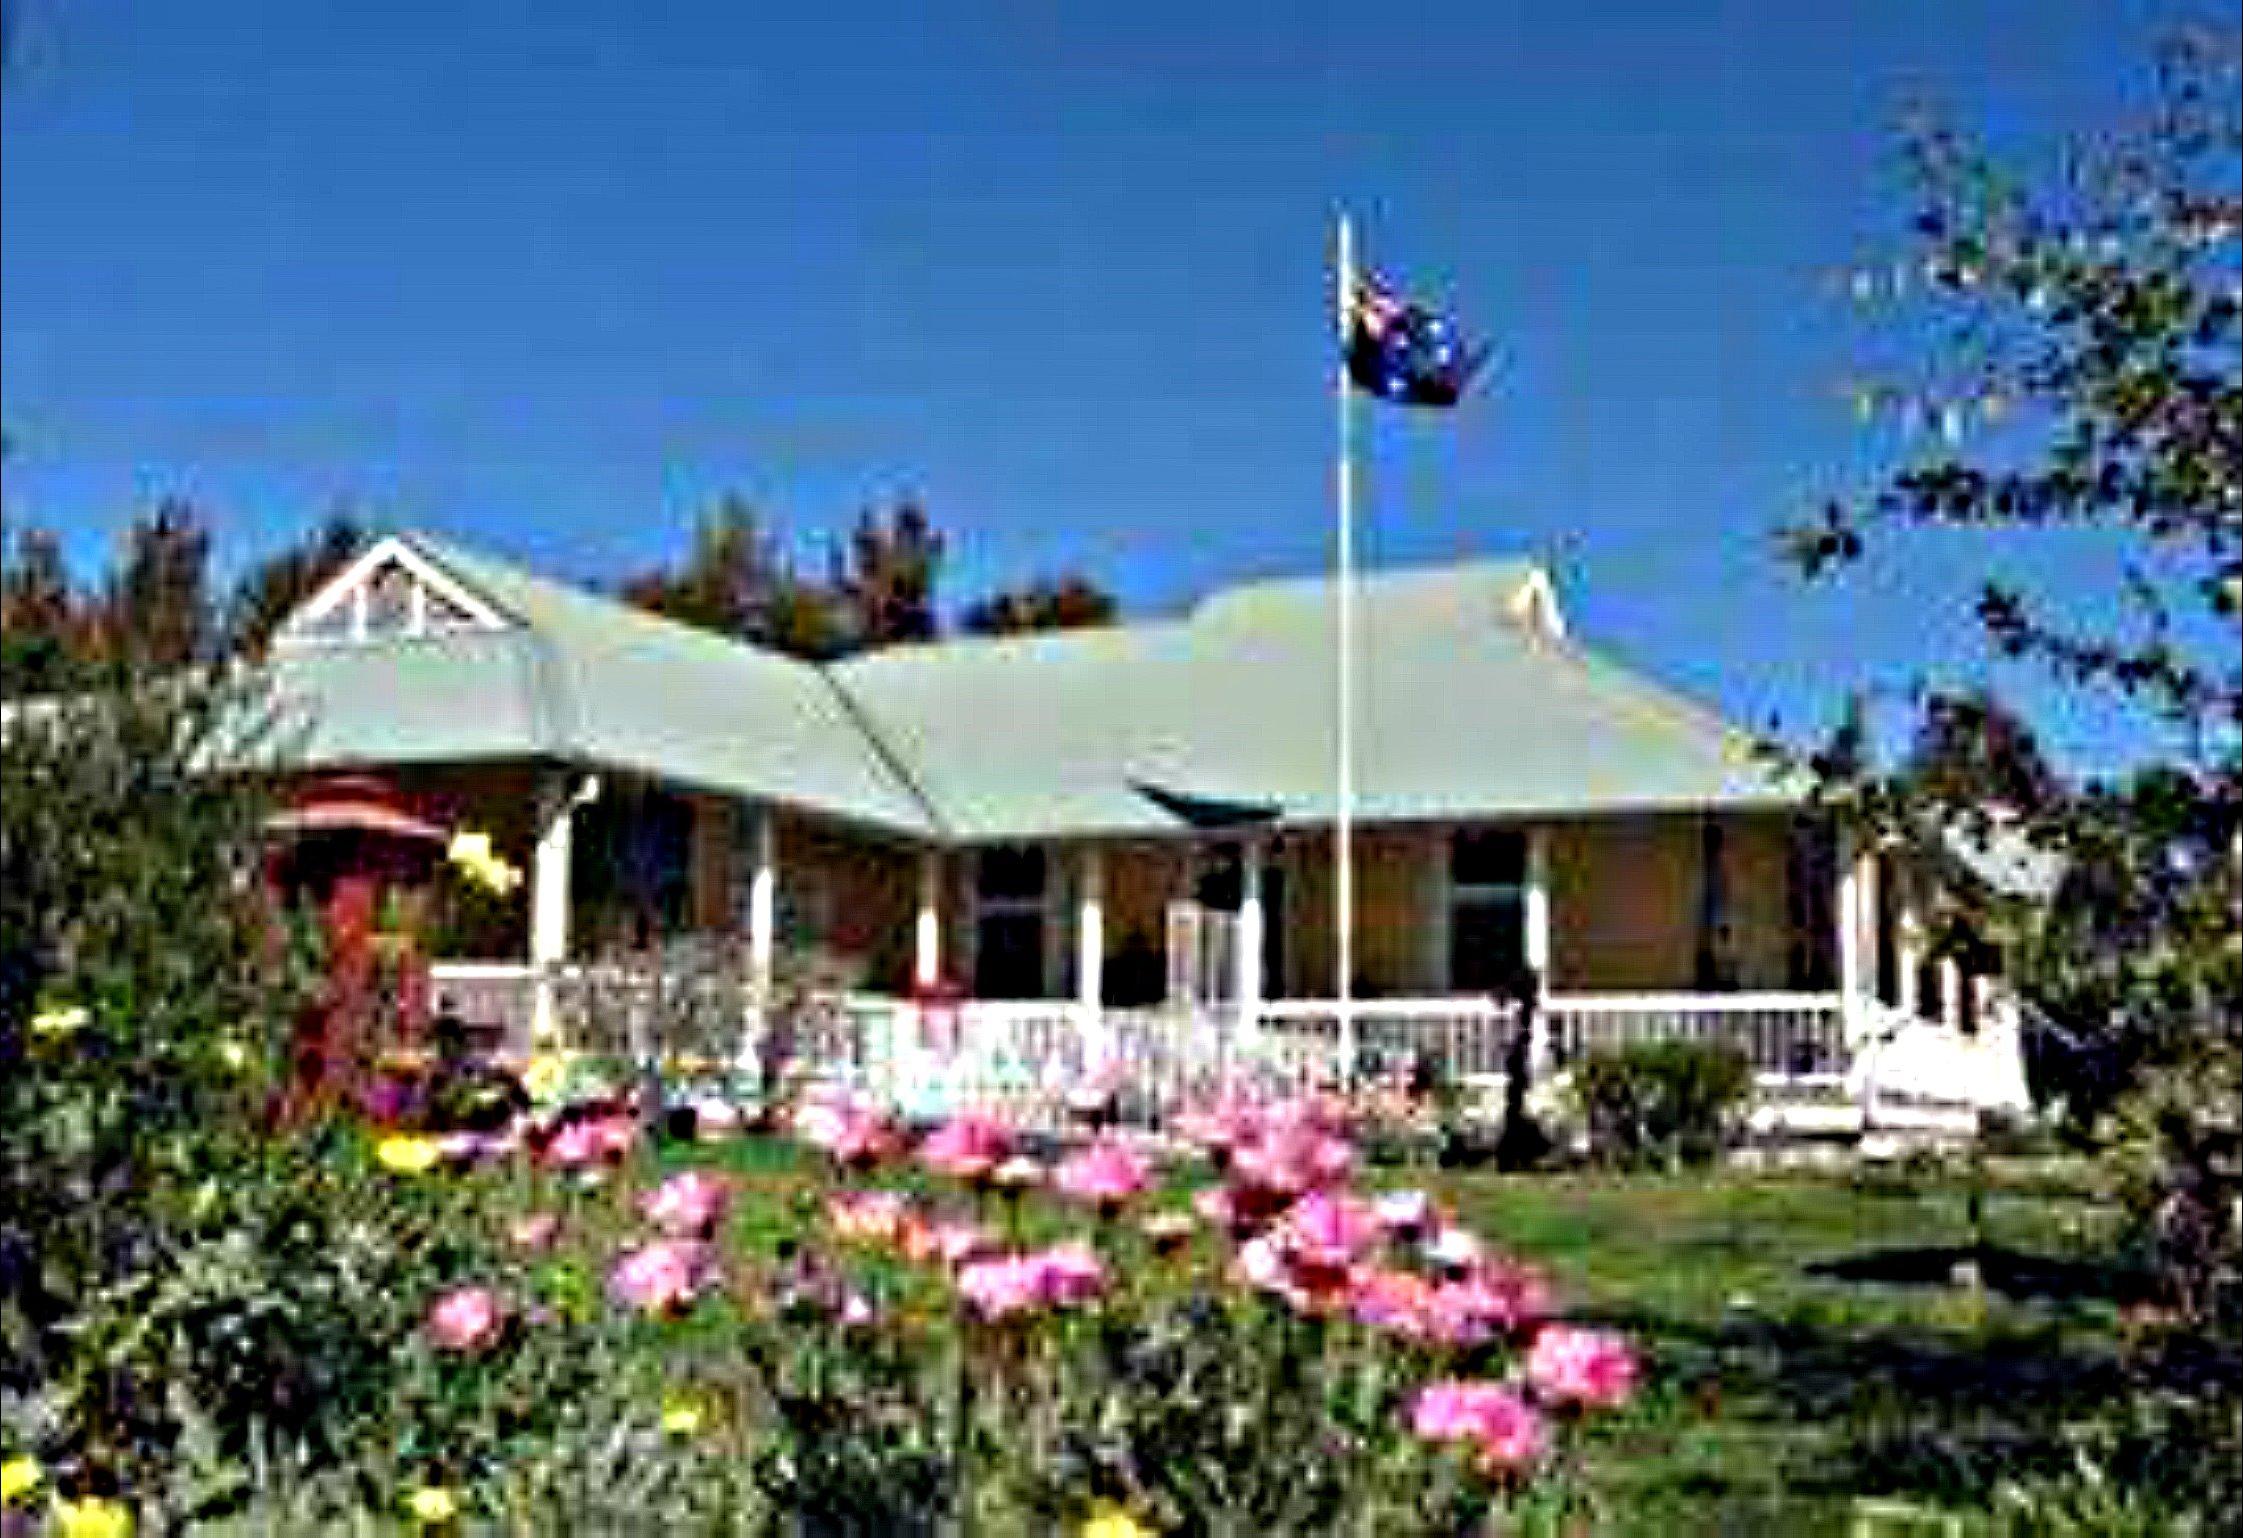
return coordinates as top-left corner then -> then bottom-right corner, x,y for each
831,497 -> 943,650
228,512 -> 368,658
1,521 -> 85,696
959,574 -> 1120,636
95,499 -> 216,670
1786,31 -> 2238,1319
619,494 -> 948,661
618,495 -> 782,640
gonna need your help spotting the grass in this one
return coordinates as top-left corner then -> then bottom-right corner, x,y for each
688,1134 -> 2163,1534
1439,1165 -> 2146,1535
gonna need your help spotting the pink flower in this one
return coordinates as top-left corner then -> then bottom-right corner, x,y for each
1409,1381 -> 1546,1472
956,1254 -> 1046,1321
1054,1136 -> 1154,1210
1280,1190 -> 1382,1271
955,1242 -> 1108,1320
1227,1101 -> 1355,1197
1031,1240 -> 1106,1305
608,1238 -> 716,1316
794,1093 -> 898,1167
1525,1325 -> 1638,1410
640,1170 -> 732,1237
509,1212 -> 562,1251
427,1285 -> 506,1352
545,1114 -> 638,1170
1174,1095 -> 1261,1156
920,1113 -> 1014,1184
1350,1267 -> 1437,1336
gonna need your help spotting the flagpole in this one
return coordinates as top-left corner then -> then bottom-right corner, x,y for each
1333,211 -> 1358,1087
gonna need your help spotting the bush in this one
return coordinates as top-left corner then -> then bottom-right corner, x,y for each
0,664 -> 470,1515
1570,1040 -> 1754,1170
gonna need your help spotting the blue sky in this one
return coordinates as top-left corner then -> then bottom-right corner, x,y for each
1,1 -> 2213,768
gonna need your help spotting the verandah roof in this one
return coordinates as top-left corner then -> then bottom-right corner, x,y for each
265,533 -> 1796,844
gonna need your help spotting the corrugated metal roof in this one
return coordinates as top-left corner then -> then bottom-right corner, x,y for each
834,559 -> 1794,841
266,535 -> 1796,842
266,535 -> 940,833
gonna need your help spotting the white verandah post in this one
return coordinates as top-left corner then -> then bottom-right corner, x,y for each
1236,838 -> 1266,1048
914,850 -> 943,990
530,771 -> 589,1049
1523,825 -> 1552,1072
746,807 -> 777,1035
1076,845 -> 1108,1073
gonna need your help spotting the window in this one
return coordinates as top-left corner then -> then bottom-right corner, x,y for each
1873,856 -> 1902,1006
365,565 -> 413,636
1785,820 -> 1839,990
973,846 -> 1050,998
1449,829 -> 1527,993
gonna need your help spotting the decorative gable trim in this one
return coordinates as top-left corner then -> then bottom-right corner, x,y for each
1509,569 -> 1566,640
274,536 -> 511,650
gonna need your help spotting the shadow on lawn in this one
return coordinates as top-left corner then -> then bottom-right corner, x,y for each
1801,1241 -> 2157,1306
1620,1309 -> 2127,1510
1584,1246 -> 2233,1522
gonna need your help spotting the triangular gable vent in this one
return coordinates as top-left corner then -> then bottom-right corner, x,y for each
273,537 -> 510,650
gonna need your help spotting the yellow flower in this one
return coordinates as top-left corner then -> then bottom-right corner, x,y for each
1,1457 -> 41,1504
447,830 -> 523,898
407,1486 -> 460,1525
51,1496 -> 133,1538
522,1052 -> 570,1103
1081,1504 -> 1155,1538
30,1004 -> 88,1041
660,1398 -> 704,1436
376,1135 -> 442,1175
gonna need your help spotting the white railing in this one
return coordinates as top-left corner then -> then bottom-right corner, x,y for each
1544,992 -> 1850,1079
430,963 -> 2019,1127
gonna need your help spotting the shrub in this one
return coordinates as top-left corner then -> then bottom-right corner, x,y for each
1570,1040 -> 1754,1170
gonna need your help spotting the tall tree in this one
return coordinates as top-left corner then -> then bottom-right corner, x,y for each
0,522 -> 84,696
959,574 -> 1120,636
832,498 -> 944,650
618,495 -> 783,640
96,500 -> 215,670
1784,31 -> 2238,1236
227,511 -> 368,657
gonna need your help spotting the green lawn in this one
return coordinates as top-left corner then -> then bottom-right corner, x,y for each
1436,1165 -> 2147,1535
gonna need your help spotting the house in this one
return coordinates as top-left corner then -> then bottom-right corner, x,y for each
262,532 -> 2033,1128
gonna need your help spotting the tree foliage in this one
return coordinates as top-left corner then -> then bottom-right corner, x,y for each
618,494 -> 947,661
1786,31 -> 2238,1317
228,512 -> 368,658
959,574 -> 1120,636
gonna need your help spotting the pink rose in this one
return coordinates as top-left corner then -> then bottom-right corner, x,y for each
427,1285 -> 506,1352
1525,1325 -> 1638,1410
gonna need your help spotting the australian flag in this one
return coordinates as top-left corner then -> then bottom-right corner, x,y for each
1344,272 -> 1487,408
